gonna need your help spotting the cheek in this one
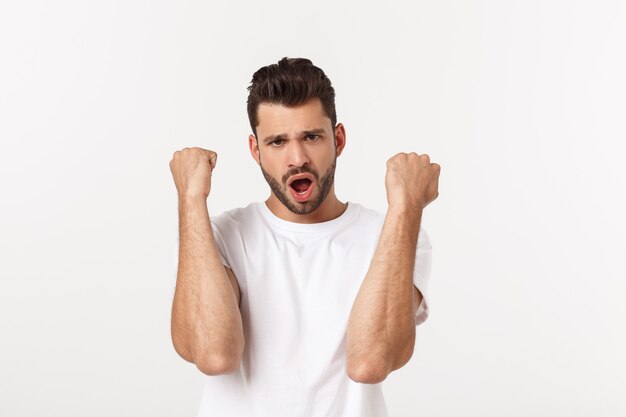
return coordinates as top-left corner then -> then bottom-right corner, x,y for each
262,156 -> 283,175
319,147 -> 336,163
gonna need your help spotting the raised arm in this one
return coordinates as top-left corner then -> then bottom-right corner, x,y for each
169,147 -> 244,376
346,152 -> 440,384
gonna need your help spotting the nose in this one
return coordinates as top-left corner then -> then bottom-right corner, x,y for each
287,140 -> 310,168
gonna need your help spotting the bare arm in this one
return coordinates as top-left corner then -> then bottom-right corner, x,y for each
169,148 -> 244,376
346,152 -> 439,384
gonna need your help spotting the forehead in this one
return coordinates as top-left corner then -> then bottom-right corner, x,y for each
256,98 -> 332,135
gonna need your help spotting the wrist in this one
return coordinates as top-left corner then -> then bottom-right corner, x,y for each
178,194 -> 208,209
384,204 -> 422,240
388,201 -> 424,217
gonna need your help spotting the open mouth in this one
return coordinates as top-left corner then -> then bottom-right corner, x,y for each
290,178 -> 313,195
288,177 -> 315,202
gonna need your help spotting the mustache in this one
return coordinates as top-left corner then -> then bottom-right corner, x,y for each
282,166 -> 318,183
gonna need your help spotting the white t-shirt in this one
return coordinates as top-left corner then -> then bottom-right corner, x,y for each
196,201 -> 432,417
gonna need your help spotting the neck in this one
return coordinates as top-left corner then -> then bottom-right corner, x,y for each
265,186 -> 348,224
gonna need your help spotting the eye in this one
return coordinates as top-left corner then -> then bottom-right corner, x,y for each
305,134 -> 320,141
270,139 -> 285,146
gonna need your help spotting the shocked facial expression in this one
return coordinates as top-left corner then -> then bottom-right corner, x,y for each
249,98 -> 345,215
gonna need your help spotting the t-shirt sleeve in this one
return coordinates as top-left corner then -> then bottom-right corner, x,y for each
210,219 -> 231,269
414,226 -> 432,326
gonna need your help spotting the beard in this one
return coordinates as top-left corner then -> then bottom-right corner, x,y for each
260,157 -> 337,215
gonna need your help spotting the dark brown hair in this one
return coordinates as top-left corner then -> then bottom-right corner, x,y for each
246,57 -> 337,136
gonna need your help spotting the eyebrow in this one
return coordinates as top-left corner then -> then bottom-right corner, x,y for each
303,128 -> 326,136
262,128 -> 326,144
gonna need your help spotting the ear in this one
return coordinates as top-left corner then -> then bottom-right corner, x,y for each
334,123 -> 346,157
249,134 -> 261,165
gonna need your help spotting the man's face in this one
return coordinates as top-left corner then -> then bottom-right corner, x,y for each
249,98 -> 345,215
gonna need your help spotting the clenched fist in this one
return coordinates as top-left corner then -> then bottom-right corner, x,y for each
385,152 -> 440,211
169,147 -> 218,199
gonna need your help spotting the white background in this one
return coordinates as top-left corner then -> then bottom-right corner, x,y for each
1,0 -> 625,416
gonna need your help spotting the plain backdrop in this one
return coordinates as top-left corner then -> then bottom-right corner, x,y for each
1,1 -> 625,416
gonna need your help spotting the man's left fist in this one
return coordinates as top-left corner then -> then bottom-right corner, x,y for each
385,152 -> 440,210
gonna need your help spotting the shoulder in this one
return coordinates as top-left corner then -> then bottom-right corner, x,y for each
349,202 -> 386,224
345,202 -> 386,240
351,202 -> 431,247
210,202 -> 262,235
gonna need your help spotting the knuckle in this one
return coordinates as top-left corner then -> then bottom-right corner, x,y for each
393,154 -> 405,163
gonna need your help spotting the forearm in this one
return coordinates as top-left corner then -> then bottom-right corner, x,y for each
346,205 -> 422,382
171,197 -> 244,374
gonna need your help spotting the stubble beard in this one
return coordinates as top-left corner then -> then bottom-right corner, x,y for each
260,157 -> 337,215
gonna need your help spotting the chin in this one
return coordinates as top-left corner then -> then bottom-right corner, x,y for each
293,199 -> 327,215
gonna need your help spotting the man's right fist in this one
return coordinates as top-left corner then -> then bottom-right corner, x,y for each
169,147 -> 217,199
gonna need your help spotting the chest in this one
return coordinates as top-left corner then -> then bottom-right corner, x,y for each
229,232 -> 376,330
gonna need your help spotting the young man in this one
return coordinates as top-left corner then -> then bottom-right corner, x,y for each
169,57 -> 440,416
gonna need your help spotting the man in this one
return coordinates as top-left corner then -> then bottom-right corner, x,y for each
169,57 -> 440,416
